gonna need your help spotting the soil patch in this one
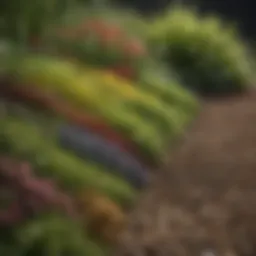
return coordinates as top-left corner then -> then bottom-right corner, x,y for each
116,90 -> 256,256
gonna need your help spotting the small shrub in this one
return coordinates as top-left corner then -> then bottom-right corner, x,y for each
148,6 -> 255,95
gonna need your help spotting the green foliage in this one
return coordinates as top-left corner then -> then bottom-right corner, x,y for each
9,54 -> 194,164
138,59 -> 199,113
0,3 -> 204,255
148,6 -> 254,94
0,40 -> 16,75
58,4 -> 148,37
0,0 -> 79,45
0,115 -> 136,206
12,215 -> 104,256
43,4 -> 150,79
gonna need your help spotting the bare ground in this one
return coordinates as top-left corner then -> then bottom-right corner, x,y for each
116,90 -> 256,256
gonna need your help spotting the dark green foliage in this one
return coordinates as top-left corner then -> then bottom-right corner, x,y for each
0,0 -> 80,45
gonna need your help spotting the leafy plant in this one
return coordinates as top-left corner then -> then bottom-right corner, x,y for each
0,156 -> 76,226
58,4 -> 148,38
148,6 -> 254,94
0,116 -> 137,206
15,214 -> 105,256
48,16 -> 148,79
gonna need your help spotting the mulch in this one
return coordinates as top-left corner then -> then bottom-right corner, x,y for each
116,89 -> 256,256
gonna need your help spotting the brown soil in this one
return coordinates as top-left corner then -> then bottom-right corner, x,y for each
116,90 -> 256,256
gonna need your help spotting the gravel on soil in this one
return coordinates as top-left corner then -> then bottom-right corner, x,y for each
115,90 -> 256,256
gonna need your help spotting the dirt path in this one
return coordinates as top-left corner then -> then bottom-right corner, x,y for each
116,90 -> 256,256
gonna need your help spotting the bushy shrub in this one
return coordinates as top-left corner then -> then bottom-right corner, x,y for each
148,6 -> 255,95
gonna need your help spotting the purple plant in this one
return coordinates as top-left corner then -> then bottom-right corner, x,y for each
0,156 -> 77,226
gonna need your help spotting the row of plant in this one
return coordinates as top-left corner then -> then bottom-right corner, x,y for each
0,2 -> 254,255
0,49 -> 197,256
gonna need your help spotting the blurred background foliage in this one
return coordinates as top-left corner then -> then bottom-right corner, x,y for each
0,0 -> 255,255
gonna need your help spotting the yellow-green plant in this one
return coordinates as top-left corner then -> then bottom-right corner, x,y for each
148,6 -> 254,94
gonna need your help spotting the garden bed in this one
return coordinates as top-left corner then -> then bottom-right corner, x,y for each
1,3 -> 256,255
